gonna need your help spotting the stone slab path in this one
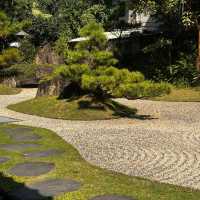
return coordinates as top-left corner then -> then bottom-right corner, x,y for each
0,143 -> 41,152
9,179 -> 81,200
24,149 -> 64,158
0,125 -> 82,199
9,162 -> 55,177
0,89 -> 200,189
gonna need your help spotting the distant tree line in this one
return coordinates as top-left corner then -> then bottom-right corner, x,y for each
0,0 -> 199,86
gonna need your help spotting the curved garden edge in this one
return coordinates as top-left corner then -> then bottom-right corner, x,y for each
6,87 -> 200,123
1,89 -> 200,193
7,95 -> 150,121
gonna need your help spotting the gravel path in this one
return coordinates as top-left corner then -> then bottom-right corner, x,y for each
0,89 -> 200,189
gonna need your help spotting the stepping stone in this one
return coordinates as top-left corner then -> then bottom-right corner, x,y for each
24,149 -> 64,158
9,132 -> 41,142
9,162 -> 55,177
9,179 -> 81,199
0,157 -> 9,164
90,195 -> 136,200
3,127 -> 34,134
3,127 -> 41,142
0,116 -> 18,123
0,143 -> 40,152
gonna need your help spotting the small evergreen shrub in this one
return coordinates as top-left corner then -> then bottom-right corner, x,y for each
9,64 -> 58,80
0,48 -> 22,69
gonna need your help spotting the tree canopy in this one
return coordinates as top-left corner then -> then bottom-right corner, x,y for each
0,0 -> 199,85
0,11 -> 26,70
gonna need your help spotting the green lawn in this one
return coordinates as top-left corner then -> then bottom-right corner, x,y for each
150,87 -> 200,102
0,124 -> 200,200
0,85 -> 21,95
8,96 -> 138,120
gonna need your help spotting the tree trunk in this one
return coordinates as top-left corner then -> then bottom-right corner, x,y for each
197,27 -> 200,71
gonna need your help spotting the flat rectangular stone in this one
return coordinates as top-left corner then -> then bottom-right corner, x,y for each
0,116 -> 18,123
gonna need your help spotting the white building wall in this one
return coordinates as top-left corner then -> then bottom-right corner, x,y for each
113,0 -> 161,32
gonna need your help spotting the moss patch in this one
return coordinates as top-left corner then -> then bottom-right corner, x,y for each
8,96 -> 139,120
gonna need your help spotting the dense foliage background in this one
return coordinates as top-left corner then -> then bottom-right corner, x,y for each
0,0 -> 199,86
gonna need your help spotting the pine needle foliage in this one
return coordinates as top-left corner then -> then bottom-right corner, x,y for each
53,22 -> 171,99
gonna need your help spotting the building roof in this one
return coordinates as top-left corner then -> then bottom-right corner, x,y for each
69,29 -> 143,43
9,42 -> 21,48
16,30 -> 29,36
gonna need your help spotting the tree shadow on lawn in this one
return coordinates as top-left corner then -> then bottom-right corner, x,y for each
0,172 -> 52,200
76,97 -> 156,120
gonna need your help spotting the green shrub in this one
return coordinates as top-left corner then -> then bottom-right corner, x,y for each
115,81 -> 171,98
0,11 -> 30,78
9,64 -> 58,80
0,48 -> 22,69
167,54 -> 198,86
19,39 -> 36,63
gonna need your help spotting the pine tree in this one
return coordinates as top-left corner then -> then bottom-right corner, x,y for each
53,22 -> 171,99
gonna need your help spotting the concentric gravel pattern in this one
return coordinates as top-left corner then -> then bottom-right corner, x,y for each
1,89 -> 200,189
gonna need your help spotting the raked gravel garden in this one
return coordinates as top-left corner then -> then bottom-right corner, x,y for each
0,88 -> 200,200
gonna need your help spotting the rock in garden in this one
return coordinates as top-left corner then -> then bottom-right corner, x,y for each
9,162 -> 55,176
0,143 -> 40,152
24,149 -> 64,158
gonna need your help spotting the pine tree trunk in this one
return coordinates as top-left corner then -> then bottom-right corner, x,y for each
197,27 -> 200,71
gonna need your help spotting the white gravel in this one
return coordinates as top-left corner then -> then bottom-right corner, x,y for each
0,89 -> 200,189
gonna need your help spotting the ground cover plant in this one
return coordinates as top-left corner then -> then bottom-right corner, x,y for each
1,124 -> 200,200
0,11 -> 28,77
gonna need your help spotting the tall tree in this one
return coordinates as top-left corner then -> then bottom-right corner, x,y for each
127,0 -> 200,70
185,0 -> 200,70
